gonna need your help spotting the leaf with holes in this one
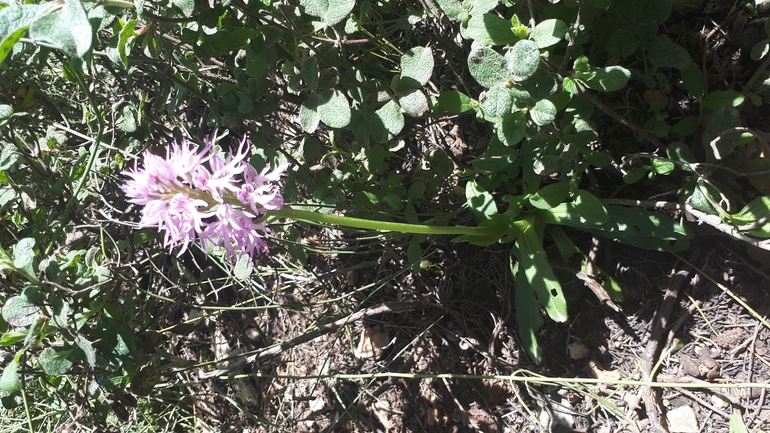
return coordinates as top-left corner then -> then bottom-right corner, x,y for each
512,260 -> 543,364
517,219 -> 568,323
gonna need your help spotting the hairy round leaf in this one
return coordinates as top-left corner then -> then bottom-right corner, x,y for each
464,13 -> 518,46
2,295 -> 38,327
299,94 -> 321,133
480,87 -> 512,118
398,89 -> 429,117
317,90 -> 351,128
372,100 -> 404,143
400,47 -> 434,87
506,39 -> 540,82
299,0 -> 355,26
468,46 -> 510,89
585,66 -> 631,92
646,35 -> 691,70
530,99 -> 556,126
437,91 -> 474,113
39,348 -> 73,376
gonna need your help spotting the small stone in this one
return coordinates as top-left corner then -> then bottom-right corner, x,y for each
567,341 -> 590,360
666,405 -> 699,433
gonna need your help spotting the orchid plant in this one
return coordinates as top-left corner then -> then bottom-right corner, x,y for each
122,133 -> 502,262
123,133 -> 691,363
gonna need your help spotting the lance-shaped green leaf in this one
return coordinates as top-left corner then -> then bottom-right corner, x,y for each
538,204 -> 692,251
371,100 -> 404,143
517,219 -> 568,322
512,260 -> 543,364
466,179 -> 498,221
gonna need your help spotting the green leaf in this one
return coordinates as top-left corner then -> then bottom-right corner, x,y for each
2,295 -> 38,328
671,116 -> 698,137
538,204 -> 692,251
29,0 -> 93,58
531,19 -> 567,49
529,183 -> 570,210
0,358 -> 20,393
372,100 -> 404,143
299,0 -> 356,26
586,66 -> 630,92
751,39 -> 770,61
12,237 -> 35,279
468,46 -> 510,88
302,56 -> 319,91
646,35 -> 691,70
401,46 -> 434,87
703,106 -> 741,160
507,39 -> 540,81
38,347 -> 73,376
497,112 -> 527,146
0,330 -> 27,346
680,63 -> 705,97
512,260 -> 543,364
509,73 -> 560,102
730,196 -> 770,225
703,90 -> 745,109
573,189 -> 609,224
530,99 -> 556,125
464,13 -> 518,46
437,90 -> 474,113
316,90 -> 351,128
517,221 -> 568,322
466,179 -> 498,220
0,4 -> 56,64
480,87 -> 512,118
299,94 -> 321,133
397,89 -> 429,117
729,412 -> 749,433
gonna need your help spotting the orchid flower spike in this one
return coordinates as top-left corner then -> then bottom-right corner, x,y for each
122,134 -> 285,261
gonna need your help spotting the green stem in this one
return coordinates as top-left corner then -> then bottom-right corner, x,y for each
270,207 -> 494,236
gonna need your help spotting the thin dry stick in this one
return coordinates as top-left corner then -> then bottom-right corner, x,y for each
198,301 -> 422,379
641,264 -> 694,433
